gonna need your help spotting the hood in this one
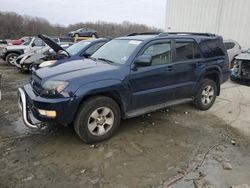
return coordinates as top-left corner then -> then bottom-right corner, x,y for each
235,52 -> 250,61
35,59 -> 122,89
38,34 -> 65,53
36,58 -> 118,79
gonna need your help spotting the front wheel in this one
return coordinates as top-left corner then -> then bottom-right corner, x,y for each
74,33 -> 79,38
193,79 -> 217,110
6,53 -> 19,65
74,96 -> 121,144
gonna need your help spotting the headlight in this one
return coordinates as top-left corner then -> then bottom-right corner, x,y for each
3,48 -> 7,53
39,60 -> 56,68
42,81 -> 69,96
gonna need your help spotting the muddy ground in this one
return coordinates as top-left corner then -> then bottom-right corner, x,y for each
0,60 -> 250,188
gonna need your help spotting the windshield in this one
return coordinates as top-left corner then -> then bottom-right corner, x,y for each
91,39 -> 141,64
247,48 -> 250,53
66,41 -> 90,56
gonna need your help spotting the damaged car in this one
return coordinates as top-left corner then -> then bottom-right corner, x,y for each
15,42 -> 73,73
231,49 -> 250,83
32,35 -> 110,69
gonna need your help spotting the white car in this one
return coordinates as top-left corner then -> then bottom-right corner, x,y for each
224,40 -> 242,68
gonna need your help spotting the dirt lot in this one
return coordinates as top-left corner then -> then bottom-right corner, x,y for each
0,60 -> 250,188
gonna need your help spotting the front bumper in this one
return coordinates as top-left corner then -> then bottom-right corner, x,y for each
17,84 -> 80,128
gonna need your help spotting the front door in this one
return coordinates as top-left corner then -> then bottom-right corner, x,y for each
128,40 -> 176,110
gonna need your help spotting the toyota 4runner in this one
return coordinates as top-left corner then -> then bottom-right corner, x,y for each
18,32 -> 230,143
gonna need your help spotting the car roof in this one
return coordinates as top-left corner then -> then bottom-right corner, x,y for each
116,32 -> 218,41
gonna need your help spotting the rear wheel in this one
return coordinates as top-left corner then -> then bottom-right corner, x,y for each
74,96 -> 121,144
193,79 -> 217,110
6,53 -> 19,65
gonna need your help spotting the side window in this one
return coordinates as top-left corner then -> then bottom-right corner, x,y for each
224,42 -> 235,50
200,39 -> 225,58
175,41 -> 201,61
84,42 -> 106,55
142,42 -> 171,65
33,39 -> 44,46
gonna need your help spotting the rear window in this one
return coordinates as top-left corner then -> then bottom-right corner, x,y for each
200,39 -> 225,58
224,42 -> 235,50
175,41 -> 201,61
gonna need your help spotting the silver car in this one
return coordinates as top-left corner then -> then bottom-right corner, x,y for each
224,39 -> 242,68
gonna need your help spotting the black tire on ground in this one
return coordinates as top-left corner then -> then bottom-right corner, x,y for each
6,53 -> 19,65
74,33 -> 79,37
193,79 -> 217,111
74,96 -> 121,144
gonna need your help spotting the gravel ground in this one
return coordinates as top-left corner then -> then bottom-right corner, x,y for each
0,60 -> 249,188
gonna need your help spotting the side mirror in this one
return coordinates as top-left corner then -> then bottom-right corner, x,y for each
31,43 -> 35,47
134,55 -> 152,67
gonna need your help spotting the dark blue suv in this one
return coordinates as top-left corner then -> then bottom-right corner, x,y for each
18,32 -> 230,143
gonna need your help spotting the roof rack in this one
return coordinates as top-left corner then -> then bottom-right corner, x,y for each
158,32 -> 216,37
127,32 -> 161,36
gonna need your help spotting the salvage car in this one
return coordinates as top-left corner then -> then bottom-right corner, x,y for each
68,28 -> 97,38
231,48 -> 250,83
224,39 -> 242,68
0,36 -> 72,65
18,32 -> 230,143
15,42 -> 73,73
34,35 -> 110,69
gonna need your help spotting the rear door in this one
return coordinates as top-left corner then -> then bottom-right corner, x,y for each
172,39 -> 204,98
129,39 -> 176,109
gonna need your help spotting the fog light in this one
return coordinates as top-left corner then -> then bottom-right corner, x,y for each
38,109 -> 57,118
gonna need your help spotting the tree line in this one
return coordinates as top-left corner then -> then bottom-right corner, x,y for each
0,12 -> 161,39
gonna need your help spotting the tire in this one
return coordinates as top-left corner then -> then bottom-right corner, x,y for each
91,33 -> 97,38
193,79 -> 217,111
74,33 -> 79,38
74,96 -> 121,144
6,53 -> 19,65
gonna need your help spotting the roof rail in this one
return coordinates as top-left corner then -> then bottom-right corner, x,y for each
127,32 -> 162,36
158,32 -> 216,37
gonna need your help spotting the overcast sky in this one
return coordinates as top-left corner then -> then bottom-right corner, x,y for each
0,0 -> 166,29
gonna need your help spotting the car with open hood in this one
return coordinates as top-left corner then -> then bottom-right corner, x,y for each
18,32 -> 230,144
32,35 -> 110,70
231,48 -> 250,83
0,36 -> 71,65
15,42 -> 73,73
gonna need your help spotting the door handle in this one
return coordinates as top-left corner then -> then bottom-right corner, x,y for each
166,66 -> 174,71
196,62 -> 202,67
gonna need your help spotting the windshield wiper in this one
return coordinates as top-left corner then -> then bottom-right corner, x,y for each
97,58 -> 115,64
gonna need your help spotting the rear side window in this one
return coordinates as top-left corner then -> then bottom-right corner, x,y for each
175,41 -> 201,61
200,39 -> 225,58
224,42 -> 235,50
142,42 -> 171,65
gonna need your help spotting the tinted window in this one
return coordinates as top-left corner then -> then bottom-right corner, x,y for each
142,42 -> 171,65
84,42 -> 106,55
224,42 -> 235,50
200,39 -> 225,58
175,42 -> 201,61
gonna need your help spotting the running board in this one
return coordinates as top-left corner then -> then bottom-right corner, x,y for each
126,98 -> 193,118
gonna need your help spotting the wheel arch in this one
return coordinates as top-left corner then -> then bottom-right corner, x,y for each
203,68 -> 222,96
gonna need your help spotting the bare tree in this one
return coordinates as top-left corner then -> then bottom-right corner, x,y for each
0,11 -> 162,39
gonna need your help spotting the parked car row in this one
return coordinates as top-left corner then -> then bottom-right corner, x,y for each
0,36 -> 72,65
17,32 -> 231,144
